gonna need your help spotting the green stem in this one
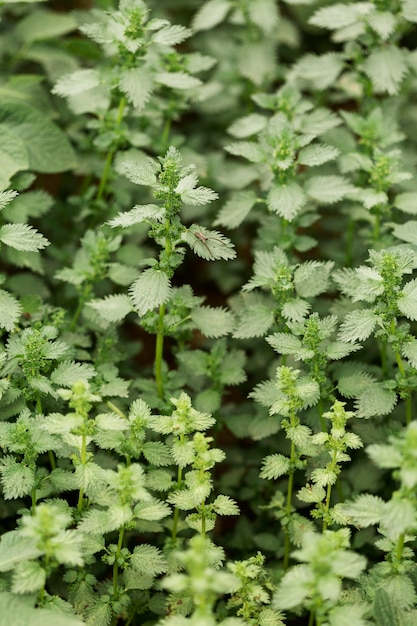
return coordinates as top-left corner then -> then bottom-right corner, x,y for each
113,526 -> 125,599
171,465 -> 183,545
201,501 -> 206,537
96,96 -> 126,202
396,532 -> 405,562
77,429 -> 87,513
317,396 -> 326,432
308,610 -> 315,626
160,118 -> 172,151
373,210 -> 380,243
405,396 -> 412,425
322,450 -> 337,532
107,400 -> 128,419
155,303 -> 166,399
31,487 -> 37,514
283,440 -> 295,571
381,343 -> 388,377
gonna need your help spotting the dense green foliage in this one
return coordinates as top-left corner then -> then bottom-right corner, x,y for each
0,0 -> 416,624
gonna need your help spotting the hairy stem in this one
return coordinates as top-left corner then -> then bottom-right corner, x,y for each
171,464 -> 183,545
113,526 -> 125,600
155,303 -> 166,399
96,96 -> 126,202
77,429 -> 87,513
283,439 -> 295,571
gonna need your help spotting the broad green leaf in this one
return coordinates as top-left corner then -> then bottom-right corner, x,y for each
0,124 -> 29,190
142,442 -> 172,467
129,268 -> 171,316
395,193 -> 417,215
116,158 -> 158,186
0,190 -> 18,211
373,588 -> 402,626
338,309 -> 378,343
228,113 -> 267,138
234,302 -> 275,338
267,182 -> 307,220
298,143 -> 340,166
191,306 -> 235,338
0,532 -> 41,572
130,544 -> 167,575
0,290 -> 22,331
273,565 -> 311,609
403,0 -> 417,22
183,225 -> 236,261
294,261 -> 334,298
328,604 -> 368,626
266,333 -> 304,356
363,47 -> 409,95
0,224 -> 49,251
214,190 -> 257,229
381,499 -> 416,540
134,500 -> 171,521
53,69 -> 101,97
309,3 -> 372,30
398,278 -> 417,320
50,360 -> 96,387
152,24 -> 191,46
293,53 -> 344,89
248,0 -> 280,34
306,176 -> 355,204
325,341 -> 361,360
402,339 -> 417,368
87,294 -> 134,323
119,68 -> 154,110
15,9 -> 77,43
339,494 -> 385,527
355,384 -> 397,418
212,494 -> 239,516
154,72 -> 202,90
0,593 -> 85,626
282,298 -> 311,323
0,103 -> 76,174
192,0 -> 231,31
367,444 -> 402,469
366,11 -> 397,40
260,454 -> 290,480
225,141 -> 264,163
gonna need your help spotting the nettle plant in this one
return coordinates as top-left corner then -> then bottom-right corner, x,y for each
1,1 -> 417,625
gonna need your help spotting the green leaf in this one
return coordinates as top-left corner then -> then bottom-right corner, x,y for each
293,53 -> 344,89
266,333 -> 305,357
183,225 -> 236,261
402,339 -> 417,368
0,290 -> 22,331
0,593 -> 85,626
294,261 -> 334,298
363,47 -> 409,96
12,560 -> 46,594
176,175 -> 218,205
298,143 -> 340,166
260,454 -> 291,480
134,500 -> 171,521
130,544 -> 167,575
339,494 -> 385,527
212,494 -> 240,516
0,532 -> 41,572
273,565 -> 311,610
215,190 -> 257,229
87,294 -> 133,323
309,4 -> 371,30
119,68 -> 154,110
225,141 -> 264,163
398,279 -> 417,320
0,190 -> 18,211
154,72 -> 202,90
129,268 -> 171,316
142,442 -> 172,467
0,224 -> 49,251
366,11 -> 397,40
50,360 -> 96,387
380,499 -> 416,540
373,588 -> 401,626
338,309 -> 377,343
0,124 -> 30,190
394,194 -> 417,215
355,384 -> 397,418
234,301 -> 275,338
0,102 -> 76,175
403,0 -> 417,22
267,182 -> 307,220
306,176 -> 355,204
192,0 -> 231,31
152,24 -> 191,46
0,457 -> 35,498
228,113 -> 267,138
191,306 -> 234,338
15,9 -> 77,43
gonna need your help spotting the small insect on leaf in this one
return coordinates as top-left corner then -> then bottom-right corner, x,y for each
183,224 -> 236,261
